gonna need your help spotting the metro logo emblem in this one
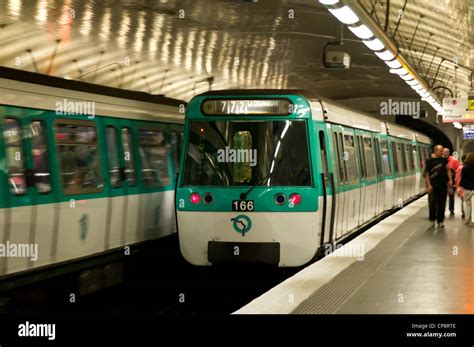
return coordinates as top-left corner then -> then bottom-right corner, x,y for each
231,215 -> 252,236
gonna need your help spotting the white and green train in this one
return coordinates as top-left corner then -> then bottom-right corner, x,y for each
176,90 -> 432,267
0,67 -> 184,278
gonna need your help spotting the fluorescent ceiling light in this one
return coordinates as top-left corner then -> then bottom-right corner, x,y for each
400,73 -> 414,81
328,6 -> 359,25
319,0 -> 340,4
406,79 -> 419,86
411,84 -> 423,91
420,91 -> 430,98
348,24 -> 373,39
385,59 -> 402,69
362,38 -> 385,51
453,122 -> 463,129
374,50 -> 396,61
390,67 -> 408,75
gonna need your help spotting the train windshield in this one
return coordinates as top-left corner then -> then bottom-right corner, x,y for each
182,120 -> 311,186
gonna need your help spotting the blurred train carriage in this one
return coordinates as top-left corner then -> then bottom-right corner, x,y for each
0,67 -> 184,278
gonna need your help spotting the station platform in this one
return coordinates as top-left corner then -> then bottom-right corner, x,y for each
235,196 -> 474,314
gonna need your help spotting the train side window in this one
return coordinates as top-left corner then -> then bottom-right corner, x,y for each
3,118 -> 27,195
106,126 -> 121,188
338,132 -> 348,182
170,131 -> 181,174
374,138 -> 383,177
333,132 -> 344,184
30,120 -> 51,193
400,143 -> 408,173
410,145 -> 416,171
355,135 -> 367,179
392,141 -> 399,174
380,139 -> 391,176
138,129 -> 170,188
343,134 -> 358,185
319,131 -> 329,187
363,136 -> 375,180
121,128 -> 136,186
56,121 -> 103,195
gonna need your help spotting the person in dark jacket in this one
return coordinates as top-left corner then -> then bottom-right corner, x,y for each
460,152 -> 474,225
425,145 -> 453,228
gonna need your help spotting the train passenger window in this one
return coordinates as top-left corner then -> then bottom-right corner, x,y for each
138,129 -> 170,188
363,137 -> 375,180
319,131 -> 329,187
356,136 -> 367,179
121,128 -> 136,186
343,134 -> 358,184
409,145 -> 416,171
374,138 -> 383,177
56,121 -> 103,195
333,132 -> 345,184
400,144 -> 408,173
380,139 -> 391,176
170,131 -> 181,174
3,118 -> 27,195
418,145 -> 425,169
30,121 -> 51,193
392,142 -> 399,174
106,127 -> 121,188
339,132 -> 348,182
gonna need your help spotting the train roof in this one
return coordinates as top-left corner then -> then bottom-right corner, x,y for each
0,67 -> 185,124
0,67 -> 185,107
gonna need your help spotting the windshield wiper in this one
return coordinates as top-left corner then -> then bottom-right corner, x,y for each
239,151 -> 288,200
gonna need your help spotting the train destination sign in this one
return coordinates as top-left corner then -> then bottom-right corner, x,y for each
202,99 -> 292,115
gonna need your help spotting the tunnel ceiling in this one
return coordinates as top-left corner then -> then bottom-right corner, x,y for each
0,0 -> 472,106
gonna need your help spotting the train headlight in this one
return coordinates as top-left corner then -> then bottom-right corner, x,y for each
274,193 -> 286,205
190,193 -> 201,204
203,193 -> 213,204
290,193 -> 302,205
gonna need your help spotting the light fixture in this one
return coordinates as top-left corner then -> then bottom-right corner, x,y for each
362,38 -> 384,51
390,67 -> 408,75
328,6 -> 359,25
384,59 -> 402,69
411,84 -> 423,91
319,0 -> 340,4
406,79 -> 419,86
374,50 -> 396,61
400,73 -> 414,81
453,122 -> 462,129
348,24 -> 373,39
420,91 -> 430,98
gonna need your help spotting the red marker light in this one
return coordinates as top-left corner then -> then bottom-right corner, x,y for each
190,193 -> 200,204
290,193 -> 302,205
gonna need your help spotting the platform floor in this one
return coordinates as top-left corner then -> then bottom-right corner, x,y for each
235,196 -> 474,314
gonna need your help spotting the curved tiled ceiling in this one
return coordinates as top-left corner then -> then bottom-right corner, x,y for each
358,0 -> 473,99
0,0 -> 471,105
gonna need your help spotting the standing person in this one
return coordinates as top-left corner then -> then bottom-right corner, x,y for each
460,153 -> 474,225
442,148 -> 460,215
455,154 -> 466,219
425,145 -> 453,228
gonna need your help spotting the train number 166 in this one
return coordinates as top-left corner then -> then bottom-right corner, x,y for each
232,200 -> 254,212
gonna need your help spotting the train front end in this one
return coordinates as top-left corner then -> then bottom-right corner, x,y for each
176,92 -> 321,267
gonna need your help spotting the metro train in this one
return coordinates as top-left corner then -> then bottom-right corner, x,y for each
0,67 -> 184,278
176,90 -> 432,267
